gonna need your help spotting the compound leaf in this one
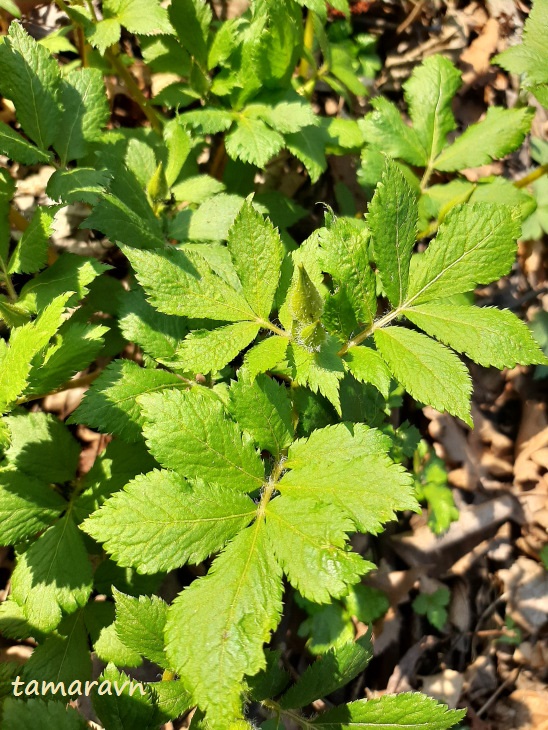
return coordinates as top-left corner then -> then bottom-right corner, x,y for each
168,322 -> 260,373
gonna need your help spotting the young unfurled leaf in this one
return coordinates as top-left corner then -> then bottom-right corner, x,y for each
279,634 -> 373,710
368,159 -> 417,307
229,374 -> 294,458
404,303 -> 547,369
406,203 -> 520,306
318,217 -> 376,328
83,470 -> 256,573
0,23 -> 60,150
227,200 -> 284,320
140,387 -> 265,492
71,360 -> 186,442
375,326 -> 472,426
279,423 -> 416,533
165,525 -> 283,727
312,692 -> 466,728
288,264 -> 324,326
265,496 -> 370,603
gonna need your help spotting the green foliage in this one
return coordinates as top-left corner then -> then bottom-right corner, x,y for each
0,3 -> 545,729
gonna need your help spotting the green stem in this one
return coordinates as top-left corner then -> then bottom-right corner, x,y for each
262,698 -> 315,730
514,163 -> 548,189
0,259 -> 17,301
299,10 -> 315,80
257,319 -> 291,339
338,307 -> 403,356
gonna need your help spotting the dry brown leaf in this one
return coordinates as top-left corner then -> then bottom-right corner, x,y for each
421,669 -> 464,709
461,17 -> 499,85
498,556 -> 548,633
507,689 -> 548,730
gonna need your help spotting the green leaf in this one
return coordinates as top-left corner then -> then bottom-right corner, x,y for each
312,692 -> 466,728
359,97 -> 426,167
105,0 -> 173,36
148,679 -> 193,723
368,159 -> 417,307
494,0 -> 548,104
247,650 -> 290,702
226,117 -> 284,168
11,516 -> 92,631
169,0 -> 211,66
168,322 -> 261,373
7,205 -> 58,276
165,524 -> 283,727
163,119 -> 192,188
84,193 -> 164,250
92,664 -> 156,730
285,125 -> 329,183
404,54 -> 461,164
0,168 -> 15,264
73,439 -> 155,523
280,635 -> 372,710
227,200 -> 284,320
435,107 -> 535,171
4,411 -> 79,483
172,174 -> 225,204
86,17 -> 122,53
279,423 -> 416,533
246,99 -> 318,134
118,287 -> 187,362
343,347 -> 392,398
46,167 -> 111,205
412,587 -> 450,630
26,322 -> 107,397
319,217 -> 376,328
17,253 -> 107,313
2,698 -> 87,730
123,244 -> 257,322
180,107 -> 234,134
170,194 -> 245,242
0,293 -> 70,412
374,326 -> 472,425
71,360 -> 185,442
83,469 -> 255,572
403,304 -> 547,369
0,121 -> 52,164
244,335 -> 289,381
229,374 -> 294,458
289,340 -> 344,415
0,0 -> 21,16
113,588 -> 168,665
344,585 -> 389,624
406,204 -> 520,306
0,468 -> 66,544
53,67 -> 109,163
22,610 -> 91,687
266,496 -> 370,603
139,388 -> 265,492
0,23 -> 61,150
86,601 -> 142,667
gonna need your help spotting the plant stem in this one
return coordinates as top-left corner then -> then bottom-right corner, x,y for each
258,319 -> 291,339
0,259 -> 17,301
338,307 -> 402,356
262,698 -> 315,729
106,48 -> 163,133
514,163 -> 548,189
299,10 -> 315,80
